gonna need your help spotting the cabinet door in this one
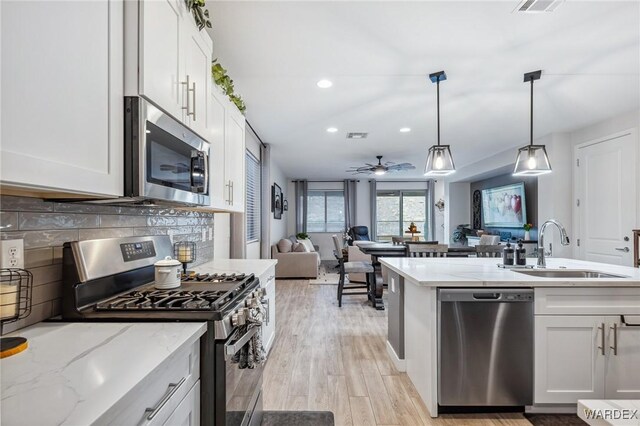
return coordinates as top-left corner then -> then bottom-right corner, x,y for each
1,0 -> 123,197
535,315 -> 606,404
181,21 -> 212,138
261,268 -> 276,354
605,316 -> 640,398
163,381 -> 200,426
208,90 -> 228,209
139,0 -> 185,120
224,110 -> 246,212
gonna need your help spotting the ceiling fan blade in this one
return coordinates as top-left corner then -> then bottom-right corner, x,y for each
387,163 -> 416,170
364,163 -> 376,167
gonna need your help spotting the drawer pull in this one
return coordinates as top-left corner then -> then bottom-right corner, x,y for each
610,323 -> 618,356
144,377 -> 186,420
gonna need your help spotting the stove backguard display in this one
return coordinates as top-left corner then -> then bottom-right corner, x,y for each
120,241 -> 156,262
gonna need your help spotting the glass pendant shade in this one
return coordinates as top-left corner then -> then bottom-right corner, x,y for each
424,144 -> 456,176
513,144 -> 552,176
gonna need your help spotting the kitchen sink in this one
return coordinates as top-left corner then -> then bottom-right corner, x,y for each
513,269 -> 629,279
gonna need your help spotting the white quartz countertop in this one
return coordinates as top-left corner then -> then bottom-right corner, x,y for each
578,400 -> 640,425
380,257 -> 640,287
193,259 -> 277,278
1,322 -> 206,426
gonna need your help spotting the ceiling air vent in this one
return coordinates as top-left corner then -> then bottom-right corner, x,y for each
346,132 -> 368,139
515,0 -> 564,13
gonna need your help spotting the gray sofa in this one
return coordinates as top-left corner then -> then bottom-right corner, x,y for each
271,244 -> 320,278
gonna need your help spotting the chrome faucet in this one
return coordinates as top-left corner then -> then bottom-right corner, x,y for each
537,219 -> 570,268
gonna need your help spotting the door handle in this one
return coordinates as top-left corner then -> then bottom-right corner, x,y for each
615,247 -> 630,253
610,323 -> 618,356
598,323 -> 605,355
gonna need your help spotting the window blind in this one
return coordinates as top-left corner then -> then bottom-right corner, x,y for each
246,151 -> 261,242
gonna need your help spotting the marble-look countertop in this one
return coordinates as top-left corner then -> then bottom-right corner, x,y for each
1,322 -> 206,426
193,259 -> 277,278
578,400 -> 640,425
380,257 -> 640,287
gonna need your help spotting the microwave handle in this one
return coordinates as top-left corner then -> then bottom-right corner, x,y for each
190,151 -> 208,194
202,152 -> 209,195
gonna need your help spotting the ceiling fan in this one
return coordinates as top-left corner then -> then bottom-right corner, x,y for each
346,156 -> 416,176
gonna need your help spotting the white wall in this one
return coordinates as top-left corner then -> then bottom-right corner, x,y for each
444,182 -> 470,244
434,180 -> 445,243
270,159 -> 289,245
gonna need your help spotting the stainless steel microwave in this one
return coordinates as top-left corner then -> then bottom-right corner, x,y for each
124,97 -> 210,206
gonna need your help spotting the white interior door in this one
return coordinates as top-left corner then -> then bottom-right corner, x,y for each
575,130 -> 637,265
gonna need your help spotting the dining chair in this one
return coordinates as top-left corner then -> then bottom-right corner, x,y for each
406,243 -> 448,258
392,236 -> 410,245
475,244 -> 503,258
332,235 -> 375,307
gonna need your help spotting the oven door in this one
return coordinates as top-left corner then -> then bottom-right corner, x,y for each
215,327 -> 263,426
126,97 -> 211,206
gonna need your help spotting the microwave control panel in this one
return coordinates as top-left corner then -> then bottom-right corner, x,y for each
120,241 -> 156,262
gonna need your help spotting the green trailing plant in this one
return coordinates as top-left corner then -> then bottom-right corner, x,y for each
186,0 -> 211,31
211,60 -> 246,114
296,232 -> 309,240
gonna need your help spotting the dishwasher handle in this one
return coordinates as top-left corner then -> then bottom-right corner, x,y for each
473,292 -> 501,300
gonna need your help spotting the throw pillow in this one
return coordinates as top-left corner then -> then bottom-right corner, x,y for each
292,242 -> 307,252
277,238 -> 293,253
299,239 -> 315,252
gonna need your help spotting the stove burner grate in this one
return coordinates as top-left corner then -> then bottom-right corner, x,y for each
181,273 -> 247,283
96,289 -> 231,311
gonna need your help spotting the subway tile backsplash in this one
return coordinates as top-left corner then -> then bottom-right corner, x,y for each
0,195 -> 215,333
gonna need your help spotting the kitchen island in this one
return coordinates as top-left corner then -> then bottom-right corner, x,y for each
380,257 -> 640,417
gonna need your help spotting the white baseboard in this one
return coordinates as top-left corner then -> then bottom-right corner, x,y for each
386,340 -> 406,372
526,404 -> 577,414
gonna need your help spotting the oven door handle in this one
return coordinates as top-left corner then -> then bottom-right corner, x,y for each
225,326 -> 259,360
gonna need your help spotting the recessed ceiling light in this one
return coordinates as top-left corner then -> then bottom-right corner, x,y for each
400,127 -> 411,133
326,127 -> 338,133
317,79 -> 333,89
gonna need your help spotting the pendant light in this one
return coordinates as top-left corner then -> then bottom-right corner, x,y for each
424,71 -> 455,176
513,70 -> 552,176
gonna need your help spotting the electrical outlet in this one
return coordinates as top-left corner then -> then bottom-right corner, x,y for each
202,228 -> 207,241
208,227 -> 213,241
1,239 -> 24,269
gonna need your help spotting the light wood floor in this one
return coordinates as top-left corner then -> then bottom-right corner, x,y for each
263,279 -> 535,426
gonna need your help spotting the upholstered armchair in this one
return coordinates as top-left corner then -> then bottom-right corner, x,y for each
347,226 -> 371,246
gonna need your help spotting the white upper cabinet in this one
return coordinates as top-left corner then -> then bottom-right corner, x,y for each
208,88 -> 245,213
132,0 -> 212,139
224,108 -> 246,213
1,0 -> 123,197
181,23 -> 212,139
138,0 -> 185,121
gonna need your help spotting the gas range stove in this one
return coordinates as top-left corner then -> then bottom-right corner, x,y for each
60,236 -> 266,426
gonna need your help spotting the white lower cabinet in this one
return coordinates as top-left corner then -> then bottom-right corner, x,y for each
163,381 -> 201,426
99,340 -> 200,425
260,266 -> 276,354
535,314 -> 640,404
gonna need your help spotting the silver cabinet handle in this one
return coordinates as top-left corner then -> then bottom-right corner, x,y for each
610,323 -> 618,356
181,75 -> 191,116
191,81 -> 196,121
225,181 -> 231,204
230,181 -> 234,205
598,323 -> 605,355
615,247 -> 630,253
144,377 -> 186,420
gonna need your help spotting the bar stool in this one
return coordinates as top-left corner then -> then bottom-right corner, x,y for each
332,235 -> 375,307
406,243 -> 448,258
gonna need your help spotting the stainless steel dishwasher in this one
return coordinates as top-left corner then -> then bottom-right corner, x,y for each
438,288 -> 534,407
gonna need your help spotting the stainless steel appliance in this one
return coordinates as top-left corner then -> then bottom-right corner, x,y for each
123,97 -> 210,206
61,236 -> 264,426
438,288 -> 533,407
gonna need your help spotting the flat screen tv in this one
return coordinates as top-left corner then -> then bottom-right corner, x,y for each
481,182 -> 527,228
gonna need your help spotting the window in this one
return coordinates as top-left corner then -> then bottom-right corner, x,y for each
307,190 -> 345,232
245,151 -> 261,242
376,190 -> 427,239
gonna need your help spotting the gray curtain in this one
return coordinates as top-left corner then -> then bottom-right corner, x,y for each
369,180 -> 377,240
260,144 -> 271,258
294,180 -> 308,234
343,179 -> 357,230
427,179 -> 436,242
